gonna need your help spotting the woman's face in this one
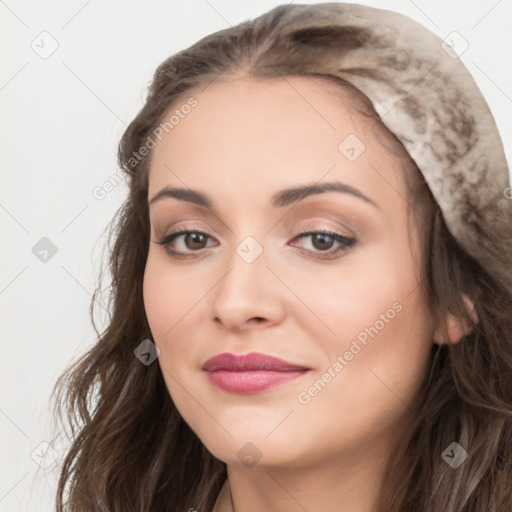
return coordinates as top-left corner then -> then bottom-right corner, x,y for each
143,76 -> 438,469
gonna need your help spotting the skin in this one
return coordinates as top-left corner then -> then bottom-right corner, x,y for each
143,76 -> 471,511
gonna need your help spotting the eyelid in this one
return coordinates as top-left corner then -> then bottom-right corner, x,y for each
294,215 -> 355,237
154,218 -> 352,243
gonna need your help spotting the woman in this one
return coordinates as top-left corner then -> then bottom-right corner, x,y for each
51,3 -> 512,511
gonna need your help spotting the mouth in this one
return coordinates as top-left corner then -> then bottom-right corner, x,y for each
201,352 -> 310,394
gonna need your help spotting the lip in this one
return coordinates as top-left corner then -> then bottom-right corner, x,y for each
202,352 -> 310,394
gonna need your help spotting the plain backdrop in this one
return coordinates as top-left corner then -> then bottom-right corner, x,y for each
1,0 -> 511,510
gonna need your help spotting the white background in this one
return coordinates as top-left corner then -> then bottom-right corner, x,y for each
1,0 -> 511,510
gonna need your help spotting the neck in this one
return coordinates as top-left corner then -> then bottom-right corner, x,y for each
216,445 -> 393,512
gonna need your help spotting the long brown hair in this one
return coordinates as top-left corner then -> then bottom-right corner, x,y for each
51,4 -> 512,511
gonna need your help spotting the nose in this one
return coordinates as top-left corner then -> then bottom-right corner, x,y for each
211,239 -> 286,332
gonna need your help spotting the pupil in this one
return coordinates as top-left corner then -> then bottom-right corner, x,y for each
188,233 -> 206,249
313,233 -> 333,251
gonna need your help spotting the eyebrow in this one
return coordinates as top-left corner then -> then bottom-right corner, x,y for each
149,181 -> 379,210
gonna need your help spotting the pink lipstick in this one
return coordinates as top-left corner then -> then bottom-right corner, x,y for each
202,352 -> 310,394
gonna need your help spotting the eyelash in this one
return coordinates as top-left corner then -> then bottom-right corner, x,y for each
154,227 -> 356,260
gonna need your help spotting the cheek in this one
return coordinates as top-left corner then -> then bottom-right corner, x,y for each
284,251 -> 404,352
142,253 -> 203,340
288,292 -> 434,455
142,258 -> 202,408
320,288 -> 434,412
298,247 -> 434,416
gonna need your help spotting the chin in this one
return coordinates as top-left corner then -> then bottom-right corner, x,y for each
192,421 -> 301,467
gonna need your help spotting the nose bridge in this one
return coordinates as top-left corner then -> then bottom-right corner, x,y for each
211,229 -> 284,328
218,232 -> 269,301
223,212 -> 270,275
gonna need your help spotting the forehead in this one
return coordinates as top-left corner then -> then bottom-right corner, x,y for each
147,76 -> 405,209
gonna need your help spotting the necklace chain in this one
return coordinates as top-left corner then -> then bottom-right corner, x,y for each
228,479 -> 235,512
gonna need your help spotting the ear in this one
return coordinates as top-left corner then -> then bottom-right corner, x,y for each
433,294 -> 478,345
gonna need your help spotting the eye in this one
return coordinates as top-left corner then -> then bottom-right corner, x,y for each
154,229 -> 217,257
289,229 -> 356,259
153,228 -> 356,259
